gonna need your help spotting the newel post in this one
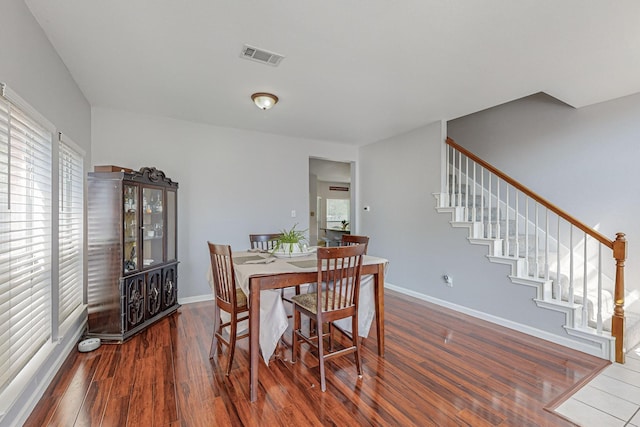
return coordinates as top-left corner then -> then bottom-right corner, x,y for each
612,232 -> 627,363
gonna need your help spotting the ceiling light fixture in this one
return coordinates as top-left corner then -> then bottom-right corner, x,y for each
251,92 -> 278,110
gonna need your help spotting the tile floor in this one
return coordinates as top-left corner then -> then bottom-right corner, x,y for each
555,346 -> 640,426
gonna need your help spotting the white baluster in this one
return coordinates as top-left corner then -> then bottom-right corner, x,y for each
480,167 -> 485,236
472,162 -> 477,222
555,219 -> 561,301
582,233 -> 588,328
544,209 -> 550,282
505,184 -> 510,257
514,191 -> 520,258
597,244 -> 603,333
533,204 -> 540,278
465,157 -> 469,220
524,198 -> 529,276
568,226 -> 574,310
446,145 -> 451,207
495,178 -> 501,240
457,151 -> 462,209
487,174 -> 492,238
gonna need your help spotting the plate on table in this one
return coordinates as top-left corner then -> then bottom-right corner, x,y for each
272,246 -> 318,258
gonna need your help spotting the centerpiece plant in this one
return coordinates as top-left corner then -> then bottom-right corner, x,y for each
272,223 -> 308,255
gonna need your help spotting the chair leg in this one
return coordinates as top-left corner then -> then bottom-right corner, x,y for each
353,315 -> 362,377
210,305 -> 221,359
317,316 -> 327,392
292,309 -> 301,363
327,322 -> 333,351
309,318 -> 316,336
209,333 -> 217,359
226,315 -> 237,376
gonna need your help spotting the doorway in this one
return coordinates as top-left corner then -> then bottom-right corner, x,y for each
308,158 -> 353,246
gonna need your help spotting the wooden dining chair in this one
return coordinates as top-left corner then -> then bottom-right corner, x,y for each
291,244 -> 366,392
341,234 -> 369,254
250,233 -> 300,315
249,233 -> 281,251
207,242 -> 249,376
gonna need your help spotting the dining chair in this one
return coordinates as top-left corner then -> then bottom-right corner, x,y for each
250,233 -> 300,316
249,233 -> 281,251
341,234 -> 369,254
207,242 -> 249,376
291,244 -> 366,392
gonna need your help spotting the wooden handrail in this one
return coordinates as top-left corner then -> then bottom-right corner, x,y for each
446,137 -> 613,249
446,137 -> 626,363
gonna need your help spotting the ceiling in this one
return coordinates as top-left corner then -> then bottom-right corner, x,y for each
24,1 -> 640,146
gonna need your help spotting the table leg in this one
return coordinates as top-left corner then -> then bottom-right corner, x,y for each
374,264 -> 385,356
249,278 -> 260,402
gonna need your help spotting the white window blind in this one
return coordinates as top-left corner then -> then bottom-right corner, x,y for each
58,135 -> 83,326
0,88 -> 53,394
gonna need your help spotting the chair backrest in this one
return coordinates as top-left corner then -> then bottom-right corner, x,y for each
315,244 -> 366,313
249,233 -> 282,251
208,242 -> 237,312
341,234 -> 369,254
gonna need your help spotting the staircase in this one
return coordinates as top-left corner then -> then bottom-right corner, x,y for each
435,138 -> 633,362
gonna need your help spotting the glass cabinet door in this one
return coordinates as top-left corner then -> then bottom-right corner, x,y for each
123,184 -> 139,273
166,189 -> 177,261
142,186 -> 164,267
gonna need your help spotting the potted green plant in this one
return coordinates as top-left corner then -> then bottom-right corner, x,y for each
272,223 -> 308,255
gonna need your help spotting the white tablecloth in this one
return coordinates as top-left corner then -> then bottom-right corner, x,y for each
209,251 -> 387,365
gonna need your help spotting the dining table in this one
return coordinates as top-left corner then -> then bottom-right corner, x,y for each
231,249 -> 388,402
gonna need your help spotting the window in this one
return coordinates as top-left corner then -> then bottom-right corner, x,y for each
326,198 -> 350,229
0,88 -> 53,394
0,85 -> 84,403
58,135 -> 84,327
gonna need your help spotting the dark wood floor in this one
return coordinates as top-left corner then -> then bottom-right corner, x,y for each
24,290 -> 608,426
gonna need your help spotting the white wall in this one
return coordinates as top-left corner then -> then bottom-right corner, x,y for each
359,121 -> 570,339
448,92 -> 640,290
91,107 -> 357,301
0,1 -> 90,146
0,2 -> 91,426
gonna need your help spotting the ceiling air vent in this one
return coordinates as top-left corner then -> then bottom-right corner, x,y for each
240,44 -> 285,67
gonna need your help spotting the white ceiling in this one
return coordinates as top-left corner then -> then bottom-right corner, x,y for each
25,1 -> 640,145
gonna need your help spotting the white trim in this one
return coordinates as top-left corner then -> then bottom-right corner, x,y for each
0,83 -> 56,132
178,294 -> 214,305
59,132 -> 86,157
58,305 -> 88,337
385,282 -> 611,359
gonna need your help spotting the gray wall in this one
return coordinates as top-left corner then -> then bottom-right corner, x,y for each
358,121 -> 570,342
1,1 -> 91,146
0,2 -> 91,426
448,92 -> 640,290
91,107 -> 357,301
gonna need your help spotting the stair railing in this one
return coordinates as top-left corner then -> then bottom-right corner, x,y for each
443,137 -> 627,363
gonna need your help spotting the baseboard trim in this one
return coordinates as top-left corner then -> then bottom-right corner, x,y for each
179,293 -> 214,305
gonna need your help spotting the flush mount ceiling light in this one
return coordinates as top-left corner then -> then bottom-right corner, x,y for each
251,92 -> 279,110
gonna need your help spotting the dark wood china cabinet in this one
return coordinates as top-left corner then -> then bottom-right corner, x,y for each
87,166 -> 179,341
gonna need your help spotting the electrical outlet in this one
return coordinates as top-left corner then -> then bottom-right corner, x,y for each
291,210 -> 296,218
443,274 -> 453,287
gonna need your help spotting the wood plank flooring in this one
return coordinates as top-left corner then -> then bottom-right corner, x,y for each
24,290 -> 608,426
